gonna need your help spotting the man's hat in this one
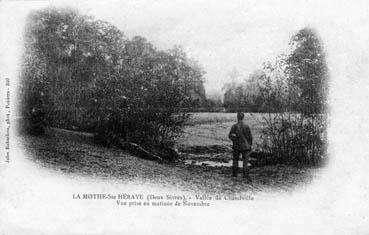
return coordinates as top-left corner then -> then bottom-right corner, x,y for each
237,112 -> 244,120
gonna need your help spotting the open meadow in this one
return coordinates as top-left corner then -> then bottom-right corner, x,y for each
179,112 -> 265,148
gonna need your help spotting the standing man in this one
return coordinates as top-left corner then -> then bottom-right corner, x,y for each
228,112 -> 253,181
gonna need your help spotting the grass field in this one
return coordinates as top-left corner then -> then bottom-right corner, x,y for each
179,112 -> 265,148
21,112 -> 320,194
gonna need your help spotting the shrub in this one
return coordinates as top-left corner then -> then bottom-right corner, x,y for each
19,8 -> 205,154
260,113 -> 327,165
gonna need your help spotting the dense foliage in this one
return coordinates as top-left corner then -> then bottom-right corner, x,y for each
223,27 -> 328,165
260,28 -> 328,165
20,8 -> 206,147
223,28 -> 328,115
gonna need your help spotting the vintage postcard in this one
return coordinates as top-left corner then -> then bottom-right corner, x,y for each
1,0 -> 369,234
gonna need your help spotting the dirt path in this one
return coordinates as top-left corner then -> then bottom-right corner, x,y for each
21,134 -> 319,195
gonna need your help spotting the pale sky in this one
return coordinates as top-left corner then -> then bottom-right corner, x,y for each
71,0 -> 330,96
1,0 -> 368,97
76,0 -> 306,95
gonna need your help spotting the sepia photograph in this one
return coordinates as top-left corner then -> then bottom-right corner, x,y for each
1,0 -> 369,234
